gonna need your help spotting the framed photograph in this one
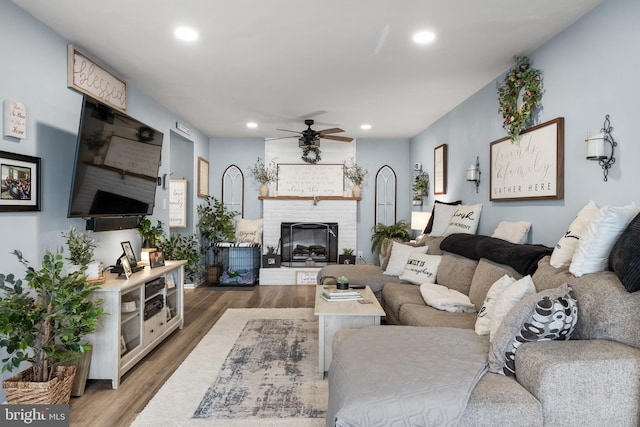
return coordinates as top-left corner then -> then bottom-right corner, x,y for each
120,241 -> 138,267
490,117 -> 565,201
119,255 -> 132,279
434,144 -> 447,195
198,156 -> 209,197
0,151 -> 41,212
296,270 -> 318,285
149,250 -> 165,268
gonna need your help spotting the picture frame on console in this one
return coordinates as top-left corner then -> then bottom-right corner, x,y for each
119,255 -> 132,279
149,250 -> 165,268
0,151 -> 41,212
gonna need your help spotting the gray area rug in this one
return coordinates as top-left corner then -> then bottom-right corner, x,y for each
132,308 -> 327,427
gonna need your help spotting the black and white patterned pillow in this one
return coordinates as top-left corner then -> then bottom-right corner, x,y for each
488,283 -> 578,377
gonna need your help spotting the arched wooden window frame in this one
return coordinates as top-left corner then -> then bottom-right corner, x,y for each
222,164 -> 244,217
374,165 -> 397,226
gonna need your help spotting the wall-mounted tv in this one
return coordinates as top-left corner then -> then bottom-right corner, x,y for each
67,97 -> 164,227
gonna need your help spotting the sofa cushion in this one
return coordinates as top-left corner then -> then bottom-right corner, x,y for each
398,303 -> 477,329
469,258 -> 522,311
443,204 -> 483,236
384,241 -> 428,276
418,235 -> 446,255
570,203 -> 640,277
436,253 -> 478,296
489,275 -> 536,341
381,282 -> 424,325
424,200 -> 462,234
399,253 -> 441,284
488,283 -> 577,377
550,200 -> 600,268
608,212 -> 640,293
475,274 -> 517,336
492,221 -> 532,244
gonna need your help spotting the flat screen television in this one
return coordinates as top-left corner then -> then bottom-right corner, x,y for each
68,97 -> 164,225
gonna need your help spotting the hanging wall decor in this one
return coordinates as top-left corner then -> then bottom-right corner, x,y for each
497,56 -> 543,141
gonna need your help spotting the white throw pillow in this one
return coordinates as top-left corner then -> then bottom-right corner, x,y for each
569,203 -> 640,277
399,253 -> 442,285
429,203 -> 459,237
442,204 -> 482,236
489,275 -> 536,342
383,241 -> 428,276
491,221 -> 532,244
419,283 -> 476,313
550,200 -> 600,268
235,218 -> 263,245
475,274 -> 517,335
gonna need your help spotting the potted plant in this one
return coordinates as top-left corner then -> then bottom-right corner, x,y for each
249,157 -> 277,197
338,248 -> 356,265
344,159 -> 367,198
413,172 -> 430,197
82,130 -> 109,164
262,244 -> 281,268
197,196 -> 239,283
156,233 -> 201,284
336,275 -> 350,290
0,249 -> 106,404
370,220 -> 411,256
412,195 -> 423,206
136,216 -> 164,248
62,227 -> 102,280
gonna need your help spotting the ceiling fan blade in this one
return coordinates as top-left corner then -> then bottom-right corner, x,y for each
266,135 -> 298,141
322,135 -> 354,142
318,128 -> 344,135
276,128 -> 302,134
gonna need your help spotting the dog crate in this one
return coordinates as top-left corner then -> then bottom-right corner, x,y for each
215,244 -> 261,285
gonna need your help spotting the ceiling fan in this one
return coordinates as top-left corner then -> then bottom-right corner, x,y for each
276,119 -> 354,146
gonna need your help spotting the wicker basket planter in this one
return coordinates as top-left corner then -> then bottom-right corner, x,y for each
2,365 -> 76,405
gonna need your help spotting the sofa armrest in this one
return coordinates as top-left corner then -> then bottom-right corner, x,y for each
515,339 -> 640,426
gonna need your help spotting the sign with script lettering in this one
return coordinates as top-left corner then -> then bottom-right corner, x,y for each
3,99 -> 26,139
276,163 -> 344,196
490,117 -> 564,201
67,45 -> 127,112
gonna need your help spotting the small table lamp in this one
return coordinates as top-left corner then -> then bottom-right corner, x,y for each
411,211 -> 432,239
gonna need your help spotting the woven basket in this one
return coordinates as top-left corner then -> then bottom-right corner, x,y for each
2,365 -> 76,405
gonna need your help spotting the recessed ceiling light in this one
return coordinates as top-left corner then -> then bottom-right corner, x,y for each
360,124 -> 372,130
246,122 -> 258,129
174,27 -> 198,42
412,31 -> 435,45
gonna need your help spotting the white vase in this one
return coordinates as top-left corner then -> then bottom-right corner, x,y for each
352,185 -> 361,198
260,184 -> 269,197
86,261 -> 102,279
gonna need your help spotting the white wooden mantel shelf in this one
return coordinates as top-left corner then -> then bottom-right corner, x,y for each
258,196 -> 361,201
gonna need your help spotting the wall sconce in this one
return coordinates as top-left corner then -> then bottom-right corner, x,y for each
466,156 -> 481,193
411,211 -> 432,239
585,114 -> 616,182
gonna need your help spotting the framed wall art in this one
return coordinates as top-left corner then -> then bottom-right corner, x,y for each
434,144 -> 447,195
198,157 -> 209,197
169,179 -> 187,228
490,117 -> 564,201
149,250 -> 165,268
0,151 -> 41,212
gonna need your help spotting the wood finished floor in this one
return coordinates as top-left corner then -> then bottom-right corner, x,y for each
69,284 -> 316,427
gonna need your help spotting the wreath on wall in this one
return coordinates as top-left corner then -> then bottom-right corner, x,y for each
497,56 -> 543,141
301,145 -> 321,164
136,126 -> 155,142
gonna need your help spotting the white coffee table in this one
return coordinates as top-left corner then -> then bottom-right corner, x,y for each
314,285 -> 385,374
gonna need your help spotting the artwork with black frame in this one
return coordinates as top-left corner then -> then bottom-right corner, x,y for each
121,241 -> 137,266
149,250 -> 165,268
0,151 -> 41,212
119,255 -> 132,279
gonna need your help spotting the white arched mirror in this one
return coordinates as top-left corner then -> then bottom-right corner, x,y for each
375,165 -> 396,226
222,164 -> 244,217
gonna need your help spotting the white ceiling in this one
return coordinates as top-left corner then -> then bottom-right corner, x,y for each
14,0 -> 601,140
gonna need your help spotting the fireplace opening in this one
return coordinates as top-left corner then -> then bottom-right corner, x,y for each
281,222 -> 338,266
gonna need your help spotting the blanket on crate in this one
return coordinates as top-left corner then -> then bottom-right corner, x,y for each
440,233 -> 552,276
327,326 -> 489,427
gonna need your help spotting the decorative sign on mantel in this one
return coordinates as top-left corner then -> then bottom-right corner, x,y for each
67,45 -> 127,112
490,117 -> 564,201
3,100 -> 26,139
276,164 -> 344,197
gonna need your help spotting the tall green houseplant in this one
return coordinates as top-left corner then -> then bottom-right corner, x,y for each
197,196 -> 239,282
370,220 -> 411,255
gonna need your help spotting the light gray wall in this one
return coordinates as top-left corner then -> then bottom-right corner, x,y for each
410,0 -> 639,246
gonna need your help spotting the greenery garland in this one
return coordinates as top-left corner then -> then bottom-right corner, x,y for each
136,126 -> 155,142
497,57 -> 543,141
301,145 -> 321,164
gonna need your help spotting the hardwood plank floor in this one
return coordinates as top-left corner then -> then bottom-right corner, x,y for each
69,284 -> 316,427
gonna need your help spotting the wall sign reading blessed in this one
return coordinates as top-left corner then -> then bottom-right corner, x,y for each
490,117 -> 564,201
67,45 -> 127,112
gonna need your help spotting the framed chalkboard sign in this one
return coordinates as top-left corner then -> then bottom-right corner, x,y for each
490,117 -> 564,201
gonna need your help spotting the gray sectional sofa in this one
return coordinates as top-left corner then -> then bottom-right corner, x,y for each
317,234 -> 640,426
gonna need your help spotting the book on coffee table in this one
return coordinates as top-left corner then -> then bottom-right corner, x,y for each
319,292 -> 363,302
322,287 -> 361,297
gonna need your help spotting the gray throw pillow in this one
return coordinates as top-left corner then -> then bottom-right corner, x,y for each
488,283 -> 577,377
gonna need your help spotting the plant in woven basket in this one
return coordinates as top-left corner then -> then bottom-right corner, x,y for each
370,220 -> 410,253
0,248 -> 106,402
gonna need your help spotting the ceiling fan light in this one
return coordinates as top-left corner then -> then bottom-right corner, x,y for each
413,30 -> 435,45
360,124 -> 372,130
246,122 -> 258,128
174,26 -> 198,41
